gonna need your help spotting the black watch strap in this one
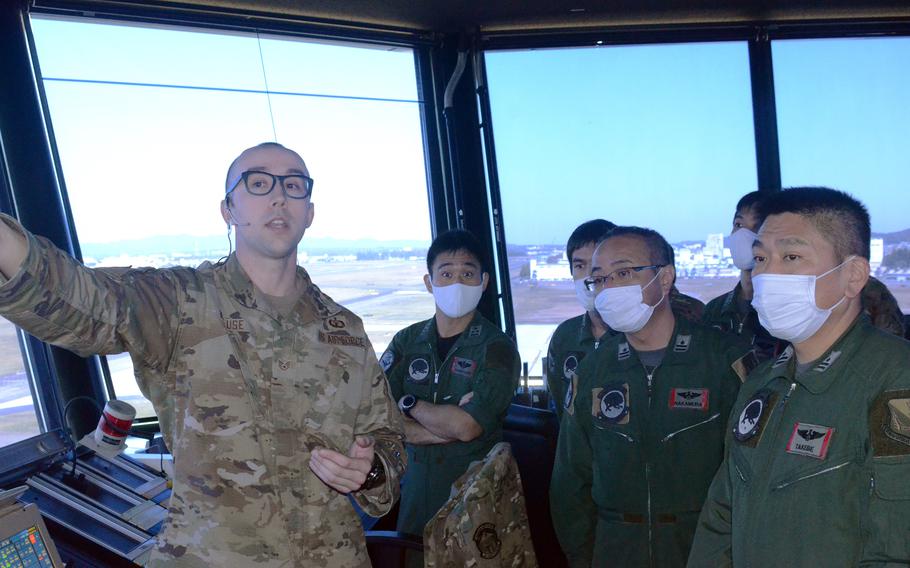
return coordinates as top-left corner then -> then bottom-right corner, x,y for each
361,453 -> 386,491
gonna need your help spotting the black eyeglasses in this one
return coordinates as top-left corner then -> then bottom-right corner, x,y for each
584,264 -> 665,292
227,170 -> 314,200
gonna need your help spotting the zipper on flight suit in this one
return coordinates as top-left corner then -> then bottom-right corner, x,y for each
429,341 -> 459,404
641,360 -> 659,568
743,381 -> 797,553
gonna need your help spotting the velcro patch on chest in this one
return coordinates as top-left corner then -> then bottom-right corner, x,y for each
223,317 -> 247,332
786,423 -> 834,459
869,389 -> 910,457
592,383 -> 630,426
733,389 -> 778,447
668,388 -> 709,411
451,357 -> 478,378
407,357 -> 431,383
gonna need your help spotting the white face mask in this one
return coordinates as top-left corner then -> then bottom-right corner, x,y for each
574,278 -> 596,312
594,269 -> 666,333
432,282 -> 484,318
751,257 -> 853,343
729,228 -> 758,270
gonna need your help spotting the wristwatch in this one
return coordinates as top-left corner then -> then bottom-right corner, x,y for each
398,394 -> 417,419
361,454 -> 386,491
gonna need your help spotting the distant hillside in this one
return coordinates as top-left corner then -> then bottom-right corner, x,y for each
81,235 -> 430,259
873,228 -> 910,246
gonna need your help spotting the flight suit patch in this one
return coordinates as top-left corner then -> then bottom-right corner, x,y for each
870,389 -> 910,456
451,357 -> 477,378
786,423 -> 834,460
563,352 -> 585,380
379,350 -> 395,373
734,389 -> 778,447
407,357 -> 431,383
617,342 -> 631,361
669,388 -> 709,411
593,383 -> 630,426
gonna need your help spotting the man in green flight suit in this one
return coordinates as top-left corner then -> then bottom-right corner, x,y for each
704,191 -> 904,362
547,220 -> 711,423
383,229 -> 521,541
688,187 -> 910,567
551,226 -> 755,568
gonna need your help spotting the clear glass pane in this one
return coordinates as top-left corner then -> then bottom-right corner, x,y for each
774,37 -> 910,314
31,16 -> 433,420
0,318 -> 40,447
486,42 -> 757,376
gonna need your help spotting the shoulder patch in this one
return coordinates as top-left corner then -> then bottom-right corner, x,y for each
565,374 -> 579,415
379,349 -> 395,373
732,350 -> 760,383
673,334 -> 692,353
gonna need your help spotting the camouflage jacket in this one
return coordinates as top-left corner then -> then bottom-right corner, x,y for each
546,288 -> 705,424
0,215 -> 405,567
424,442 -> 538,567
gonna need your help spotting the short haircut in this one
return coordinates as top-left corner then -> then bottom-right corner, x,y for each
600,226 -> 674,268
736,191 -> 767,215
427,229 -> 488,274
566,219 -> 616,263
224,142 -> 303,194
758,187 -> 871,260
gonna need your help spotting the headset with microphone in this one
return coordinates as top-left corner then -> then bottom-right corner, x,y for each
225,196 -> 251,227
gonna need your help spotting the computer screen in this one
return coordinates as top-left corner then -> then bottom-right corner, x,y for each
0,524 -> 55,568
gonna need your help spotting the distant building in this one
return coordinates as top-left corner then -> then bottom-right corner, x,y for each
705,233 -> 724,258
871,238 -> 884,271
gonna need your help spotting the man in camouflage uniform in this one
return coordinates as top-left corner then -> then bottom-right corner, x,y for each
689,187 -> 910,567
383,230 -> 520,541
423,442 -> 537,567
547,220 -> 708,423
704,191 -> 904,362
0,142 -> 405,567
551,226 -> 754,568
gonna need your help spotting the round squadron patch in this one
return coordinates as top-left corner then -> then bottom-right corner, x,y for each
734,391 -> 770,442
563,354 -> 579,380
407,358 -> 430,383
472,522 -> 501,559
379,350 -> 395,373
596,384 -> 629,425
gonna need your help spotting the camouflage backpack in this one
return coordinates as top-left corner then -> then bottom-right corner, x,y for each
423,442 -> 538,567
